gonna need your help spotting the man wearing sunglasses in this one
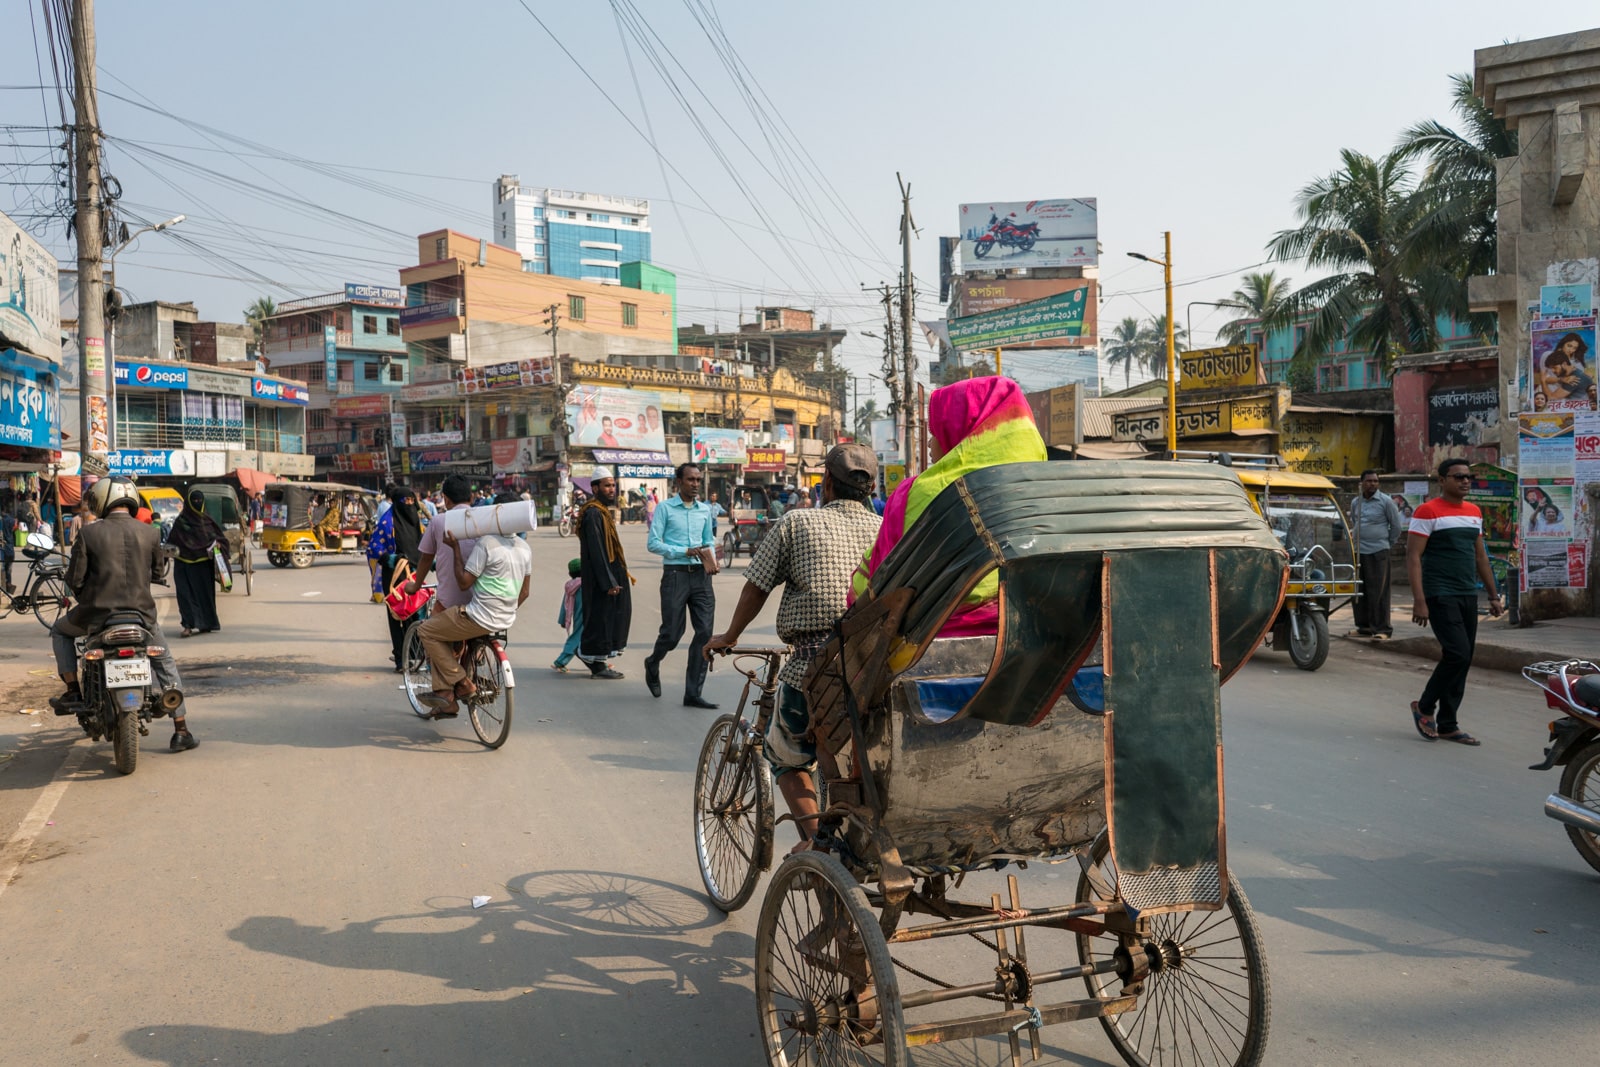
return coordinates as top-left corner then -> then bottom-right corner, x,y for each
1405,458 -> 1503,746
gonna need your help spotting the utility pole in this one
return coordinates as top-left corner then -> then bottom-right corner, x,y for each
71,0 -> 110,465
543,302 -> 569,475
897,173 -> 919,476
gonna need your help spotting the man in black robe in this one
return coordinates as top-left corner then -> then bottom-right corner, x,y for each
577,469 -> 630,679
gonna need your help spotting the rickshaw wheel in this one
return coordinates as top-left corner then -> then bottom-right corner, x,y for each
1074,833 -> 1271,1067
267,550 -> 291,568
693,713 -> 774,912
755,851 -> 905,1066
241,545 -> 254,596
290,545 -> 314,569
1286,607 -> 1328,671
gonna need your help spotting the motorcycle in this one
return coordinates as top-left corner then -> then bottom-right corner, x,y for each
972,215 -> 1040,259
556,503 -> 580,538
73,612 -> 183,775
1521,660 -> 1600,873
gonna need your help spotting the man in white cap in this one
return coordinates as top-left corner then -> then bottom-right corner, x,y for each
576,466 -> 630,678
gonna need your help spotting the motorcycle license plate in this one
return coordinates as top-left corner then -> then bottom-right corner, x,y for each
103,658 -> 152,689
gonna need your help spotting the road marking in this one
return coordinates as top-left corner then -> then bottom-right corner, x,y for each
0,742 -> 89,902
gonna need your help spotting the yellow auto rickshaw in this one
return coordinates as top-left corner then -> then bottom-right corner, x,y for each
1234,466 -> 1359,671
260,481 -> 379,569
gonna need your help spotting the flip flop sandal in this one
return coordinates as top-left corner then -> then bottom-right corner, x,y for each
551,663 -> 569,673
1410,701 -> 1438,741
1438,730 -> 1481,746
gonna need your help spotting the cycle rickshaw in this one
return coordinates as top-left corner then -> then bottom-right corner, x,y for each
693,461 -> 1285,1066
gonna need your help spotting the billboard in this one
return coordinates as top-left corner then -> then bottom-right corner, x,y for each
1024,385 -> 1081,447
958,199 -> 1097,272
344,282 -> 403,307
692,427 -> 746,464
459,357 -> 554,394
1178,345 -> 1261,391
566,385 -> 667,452
0,347 -> 60,450
956,278 -> 1097,350
948,289 -> 1089,350
0,210 -> 61,365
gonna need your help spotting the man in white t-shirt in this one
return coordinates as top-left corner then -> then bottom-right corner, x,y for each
415,495 -> 533,716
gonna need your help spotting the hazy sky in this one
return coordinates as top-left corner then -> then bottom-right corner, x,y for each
2,1 -> 1592,399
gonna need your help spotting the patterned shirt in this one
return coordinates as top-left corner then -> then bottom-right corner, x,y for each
1409,498 -> 1483,598
745,499 -> 881,686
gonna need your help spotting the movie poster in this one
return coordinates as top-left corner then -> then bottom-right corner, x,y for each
1529,316 -> 1597,412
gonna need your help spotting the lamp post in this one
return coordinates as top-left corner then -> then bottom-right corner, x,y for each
1128,232 -> 1175,452
106,214 -> 185,449
1186,300 -> 1249,349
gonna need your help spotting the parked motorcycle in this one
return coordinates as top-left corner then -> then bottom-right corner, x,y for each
73,612 -> 183,775
972,215 -> 1040,258
1521,660 -> 1600,873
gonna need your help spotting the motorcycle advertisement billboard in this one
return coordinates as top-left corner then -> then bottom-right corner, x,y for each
958,199 -> 1097,272
566,385 -> 667,453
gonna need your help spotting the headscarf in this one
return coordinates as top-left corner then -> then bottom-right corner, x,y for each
850,375 -> 1046,636
388,486 -> 423,565
578,485 -> 632,581
168,488 -> 225,561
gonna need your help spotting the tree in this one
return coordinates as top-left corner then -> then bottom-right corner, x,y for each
243,296 -> 277,353
1102,317 -> 1144,389
1218,271 -> 1293,345
1139,315 -> 1187,380
1266,149 -> 1450,381
1395,71 -> 1516,320
853,399 -> 881,440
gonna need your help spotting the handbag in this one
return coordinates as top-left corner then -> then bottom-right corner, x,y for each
211,543 -> 233,593
384,558 -> 430,622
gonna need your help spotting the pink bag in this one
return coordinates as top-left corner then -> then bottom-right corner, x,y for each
384,559 -> 430,622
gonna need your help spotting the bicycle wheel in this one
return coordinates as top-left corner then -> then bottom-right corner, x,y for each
1075,833 -> 1271,1067
693,713 -> 774,912
466,641 -> 512,748
32,576 -> 70,630
401,622 -> 434,718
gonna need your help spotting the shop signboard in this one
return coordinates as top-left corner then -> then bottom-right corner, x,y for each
107,449 -> 196,477
1112,410 -> 1166,443
744,448 -> 786,472
947,288 -> 1089,350
251,377 -> 310,405
324,325 -> 338,385
226,449 -> 259,471
958,198 -> 1097,271
1178,345 -> 1260,391
259,452 -> 315,477
594,448 -> 670,464
491,437 -> 541,475
333,394 -> 390,419
1427,383 -> 1500,447
410,429 -> 463,447
115,361 -> 189,389
566,385 -> 667,452
184,367 -> 252,397
195,450 -> 227,478
1024,385 -> 1082,447
399,300 -> 460,329
0,209 -> 62,364
406,449 -> 459,472
345,283 -> 403,307
692,427 -> 746,464
402,379 -> 460,402
0,347 -> 61,450
459,358 -> 554,394
333,452 -> 388,473
617,464 -> 674,479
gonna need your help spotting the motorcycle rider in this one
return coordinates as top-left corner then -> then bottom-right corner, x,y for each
47,478 -> 197,752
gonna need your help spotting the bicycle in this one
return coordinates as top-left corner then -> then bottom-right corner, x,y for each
691,645 -> 791,912
397,589 -> 515,748
0,544 -> 73,629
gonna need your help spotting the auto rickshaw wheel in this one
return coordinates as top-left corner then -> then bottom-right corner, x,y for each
1287,606 -> 1328,671
267,550 -> 291,568
290,545 -> 314,569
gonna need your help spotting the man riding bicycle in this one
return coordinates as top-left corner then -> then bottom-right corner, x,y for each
414,492 -> 533,717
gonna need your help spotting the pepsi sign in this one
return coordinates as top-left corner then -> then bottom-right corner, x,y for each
250,377 -> 310,405
114,361 -> 189,389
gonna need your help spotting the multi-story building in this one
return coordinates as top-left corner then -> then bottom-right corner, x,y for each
1229,310 -> 1489,395
261,285 -> 409,484
492,176 -> 651,283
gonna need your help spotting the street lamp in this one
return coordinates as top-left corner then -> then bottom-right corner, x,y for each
1186,300 -> 1249,349
107,215 -> 185,449
1128,233 -> 1175,452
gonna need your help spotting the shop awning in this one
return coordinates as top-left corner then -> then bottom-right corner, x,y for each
233,467 -> 278,496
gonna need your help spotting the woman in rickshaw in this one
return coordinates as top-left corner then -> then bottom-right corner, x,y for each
850,375 -> 1046,635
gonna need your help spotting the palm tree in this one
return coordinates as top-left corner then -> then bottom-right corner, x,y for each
1395,72 -> 1516,322
1218,271 -> 1293,346
1102,317 -> 1143,389
1266,149 -> 1449,382
853,399 -> 880,440
243,296 -> 277,354
1138,315 -> 1188,380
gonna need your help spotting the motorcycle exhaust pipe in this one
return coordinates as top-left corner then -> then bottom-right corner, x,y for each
160,688 -> 185,713
1544,793 -> 1600,835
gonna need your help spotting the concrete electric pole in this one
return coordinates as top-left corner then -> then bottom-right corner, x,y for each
71,0 -> 110,466
544,302 -> 569,474
897,174 -> 919,477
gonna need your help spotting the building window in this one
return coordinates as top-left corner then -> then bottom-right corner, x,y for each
339,361 -> 354,382
363,362 -> 380,381
534,225 -> 545,238
388,363 -> 405,383
336,313 -> 348,330
362,314 -> 378,334
533,243 -> 545,257
308,409 -> 329,430
1293,325 -> 1307,351
1318,363 -> 1347,391
589,213 -> 609,224
622,302 -> 638,328
569,295 -> 586,321
533,207 -> 544,219
386,318 -> 399,336
307,362 -> 325,383
620,216 -> 638,226
554,209 -> 576,219
435,236 -> 447,260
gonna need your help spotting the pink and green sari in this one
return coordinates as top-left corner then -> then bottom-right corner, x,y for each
850,376 -> 1046,636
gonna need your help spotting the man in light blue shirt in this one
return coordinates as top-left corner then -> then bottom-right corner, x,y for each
644,464 -> 719,708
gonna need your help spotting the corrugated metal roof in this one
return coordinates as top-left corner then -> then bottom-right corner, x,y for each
1081,397 -> 1173,439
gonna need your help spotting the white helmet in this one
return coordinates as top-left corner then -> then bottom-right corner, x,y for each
87,478 -> 140,518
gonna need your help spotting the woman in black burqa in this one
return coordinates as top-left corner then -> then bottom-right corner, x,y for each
369,485 -> 425,670
168,488 -> 225,637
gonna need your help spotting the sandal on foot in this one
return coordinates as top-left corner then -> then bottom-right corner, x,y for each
551,662 -> 569,673
179,628 -> 193,638
590,668 -> 625,680
1410,701 -> 1438,741
1438,730 -> 1480,746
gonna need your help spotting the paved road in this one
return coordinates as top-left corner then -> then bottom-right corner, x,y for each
0,525 -> 1593,1066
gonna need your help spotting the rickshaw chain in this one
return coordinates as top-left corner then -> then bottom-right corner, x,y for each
887,953 -> 1007,1002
